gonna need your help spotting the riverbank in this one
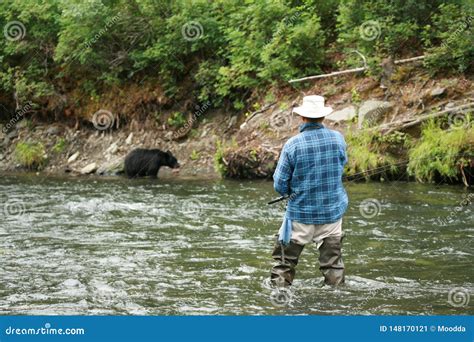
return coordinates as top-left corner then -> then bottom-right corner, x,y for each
1,69 -> 473,184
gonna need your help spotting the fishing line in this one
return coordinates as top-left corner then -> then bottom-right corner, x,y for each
267,153 -> 473,204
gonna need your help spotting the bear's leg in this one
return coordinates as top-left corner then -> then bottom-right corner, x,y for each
146,167 -> 159,178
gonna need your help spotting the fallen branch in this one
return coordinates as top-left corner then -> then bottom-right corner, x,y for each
244,102 -> 276,123
289,55 -> 426,83
379,102 -> 474,135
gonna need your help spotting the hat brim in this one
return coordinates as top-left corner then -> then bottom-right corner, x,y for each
292,105 -> 333,118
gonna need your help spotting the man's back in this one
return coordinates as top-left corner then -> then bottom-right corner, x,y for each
273,122 -> 348,224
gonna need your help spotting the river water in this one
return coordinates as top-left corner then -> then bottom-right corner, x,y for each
0,174 -> 472,315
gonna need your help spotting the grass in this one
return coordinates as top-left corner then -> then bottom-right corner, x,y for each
344,128 -> 398,180
14,141 -> 47,170
52,137 -> 67,154
407,117 -> 473,182
167,111 -> 187,128
190,149 -> 201,161
213,140 -> 227,177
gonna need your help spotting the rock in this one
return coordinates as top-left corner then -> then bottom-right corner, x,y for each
46,126 -> 61,135
80,162 -> 98,174
97,157 -> 124,176
358,100 -> 394,128
325,106 -> 357,122
227,116 -> 237,130
15,120 -> 29,129
105,142 -> 119,155
68,152 -> 80,163
445,102 -> 455,109
125,132 -> 133,145
6,130 -> 18,140
430,87 -> 446,97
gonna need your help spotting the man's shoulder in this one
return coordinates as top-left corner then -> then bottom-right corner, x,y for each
324,127 -> 345,142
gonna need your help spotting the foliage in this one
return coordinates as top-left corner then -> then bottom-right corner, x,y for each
407,117 -> 474,182
344,128 -> 397,179
423,4 -> 474,74
190,149 -> 201,161
213,139 -> 227,177
14,141 -> 46,170
52,137 -> 66,153
167,112 -> 186,128
0,0 -> 472,119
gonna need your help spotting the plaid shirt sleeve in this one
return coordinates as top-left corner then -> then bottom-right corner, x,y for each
273,142 -> 294,196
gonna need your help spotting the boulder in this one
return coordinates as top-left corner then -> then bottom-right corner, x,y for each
6,130 -> 18,140
430,87 -> 446,98
105,142 -> 119,155
80,162 -> 98,175
46,126 -> 61,136
97,157 -> 124,176
125,132 -> 133,145
358,100 -> 394,128
68,152 -> 80,163
325,106 -> 357,122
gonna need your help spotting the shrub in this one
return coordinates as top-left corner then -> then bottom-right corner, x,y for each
423,3 -> 474,73
167,112 -> 186,128
14,141 -> 47,170
213,140 -> 227,177
344,128 -> 398,180
52,137 -> 66,153
408,117 -> 474,182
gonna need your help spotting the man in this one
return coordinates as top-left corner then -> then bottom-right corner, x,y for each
270,95 -> 348,286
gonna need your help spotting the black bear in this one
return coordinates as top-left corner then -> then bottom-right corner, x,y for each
124,148 -> 180,178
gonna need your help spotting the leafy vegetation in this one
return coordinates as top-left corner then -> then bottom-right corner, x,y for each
408,117 -> 474,182
344,128 -> 398,180
167,112 -> 186,128
0,0 -> 472,121
213,140 -> 227,177
14,141 -> 47,170
52,137 -> 67,154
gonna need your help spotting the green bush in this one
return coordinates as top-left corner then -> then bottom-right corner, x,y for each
423,3 -> 474,73
14,141 -> 47,170
344,128 -> 398,180
52,137 -> 67,154
0,0 -> 472,117
408,117 -> 474,182
213,140 -> 227,177
167,112 -> 186,128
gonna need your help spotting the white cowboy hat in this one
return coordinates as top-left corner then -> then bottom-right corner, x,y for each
292,95 -> 333,118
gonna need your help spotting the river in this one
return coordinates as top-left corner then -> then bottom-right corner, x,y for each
0,174 -> 472,315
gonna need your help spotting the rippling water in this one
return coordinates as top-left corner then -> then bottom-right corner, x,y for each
0,174 -> 472,315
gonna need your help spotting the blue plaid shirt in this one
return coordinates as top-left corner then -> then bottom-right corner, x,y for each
273,122 -> 348,224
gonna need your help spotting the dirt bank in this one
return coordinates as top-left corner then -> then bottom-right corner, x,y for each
1,69 -> 473,183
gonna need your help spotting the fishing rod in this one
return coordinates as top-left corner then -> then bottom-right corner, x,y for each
267,153 -> 473,205
267,159 -> 411,205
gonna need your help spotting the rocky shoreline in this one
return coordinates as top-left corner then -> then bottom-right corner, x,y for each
1,73 -> 472,185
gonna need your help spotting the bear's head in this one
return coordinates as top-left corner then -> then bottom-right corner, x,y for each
164,150 -> 180,169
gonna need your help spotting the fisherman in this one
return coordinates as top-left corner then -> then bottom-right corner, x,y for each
270,95 -> 348,286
